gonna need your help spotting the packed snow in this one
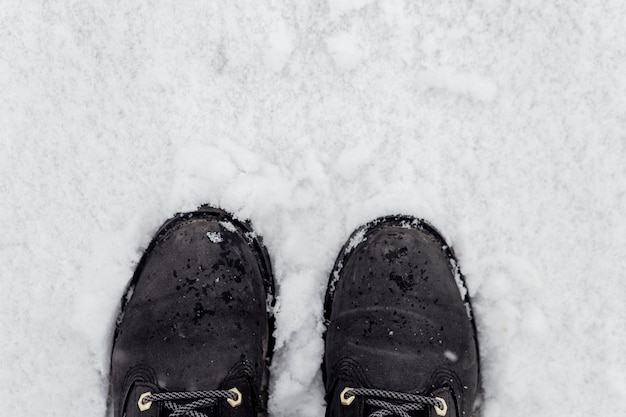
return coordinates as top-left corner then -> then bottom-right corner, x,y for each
1,1 -> 625,417
206,231 -> 224,244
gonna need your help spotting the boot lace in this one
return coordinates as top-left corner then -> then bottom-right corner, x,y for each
340,387 -> 447,417
138,388 -> 242,417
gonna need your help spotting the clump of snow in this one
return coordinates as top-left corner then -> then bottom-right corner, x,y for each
219,221 -> 237,233
444,350 -> 459,362
243,231 -> 258,245
327,260 -> 344,297
399,218 -> 420,229
449,257 -> 469,301
346,228 -> 367,253
206,231 -> 223,243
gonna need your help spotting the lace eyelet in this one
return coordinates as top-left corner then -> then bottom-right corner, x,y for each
138,392 -> 152,412
434,396 -> 447,416
340,387 -> 355,406
227,387 -> 242,408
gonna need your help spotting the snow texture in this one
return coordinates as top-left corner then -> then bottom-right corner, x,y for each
206,231 -> 224,244
1,1 -> 625,417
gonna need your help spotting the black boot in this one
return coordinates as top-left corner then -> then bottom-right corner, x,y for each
323,216 -> 480,417
109,206 -> 274,417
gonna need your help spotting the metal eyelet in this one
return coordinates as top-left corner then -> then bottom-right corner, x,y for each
227,387 -> 242,408
138,392 -> 152,411
340,387 -> 355,406
434,397 -> 447,416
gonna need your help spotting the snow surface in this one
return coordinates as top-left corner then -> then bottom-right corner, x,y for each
1,1 -> 625,417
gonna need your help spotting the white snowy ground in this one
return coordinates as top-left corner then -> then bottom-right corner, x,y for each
1,1 -> 625,416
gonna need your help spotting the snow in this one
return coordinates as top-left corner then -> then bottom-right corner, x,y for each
1,1 -> 625,417
326,32 -> 369,70
206,231 -> 224,244
444,350 -> 459,363
220,221 -> 238,233
346,228 -> 367,253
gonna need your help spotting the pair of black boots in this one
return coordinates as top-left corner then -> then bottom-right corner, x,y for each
110,207 -> 479,417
